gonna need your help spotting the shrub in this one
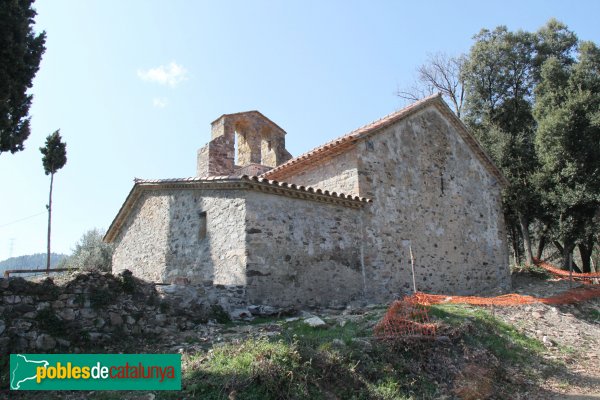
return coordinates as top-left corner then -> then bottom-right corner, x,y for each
62,228 -> 114,272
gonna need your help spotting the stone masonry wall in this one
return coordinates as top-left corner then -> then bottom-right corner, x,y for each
274,148 -> 360,195
244,191 -> 365,308
112,186 -> 370,309
356,107 -> 510,298
0,272 -> 244,354
196,134 -> 235,176
197,111 -> 292,176
277,106 -> 510,299
112,189 -> 246,286
111,191 -> 170,282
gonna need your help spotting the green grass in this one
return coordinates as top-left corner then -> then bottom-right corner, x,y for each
589,308 -> 600,319
2,303 -> 555,399
430,304 -> 546,363
178,314 -> 444,400
181,335 -> 435,400
184,338 -> 314,399
171,305 -> 551,399
282,319 -> 366,346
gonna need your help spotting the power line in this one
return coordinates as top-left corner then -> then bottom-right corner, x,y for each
0,211 -> 46,228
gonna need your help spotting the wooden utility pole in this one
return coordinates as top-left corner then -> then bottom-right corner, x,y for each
409,243 -> 417,294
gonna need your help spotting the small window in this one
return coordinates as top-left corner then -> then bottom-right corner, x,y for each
198,211 -> 207,240
267,140 -> 272,151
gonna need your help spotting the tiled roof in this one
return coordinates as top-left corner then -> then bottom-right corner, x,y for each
132,175 -> 370,202
262,94 -> 508,186
104,175 -> 371,243
133,175 -> 232,183
262,94 -> 442,179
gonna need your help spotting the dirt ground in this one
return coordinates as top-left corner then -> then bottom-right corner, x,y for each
494,274 -> 600,399
130,273 -> 600,399
91,274 -> 600,399
4,272 -> 599,399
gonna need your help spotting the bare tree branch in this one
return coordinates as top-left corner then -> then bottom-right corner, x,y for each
397,52 -> 466,118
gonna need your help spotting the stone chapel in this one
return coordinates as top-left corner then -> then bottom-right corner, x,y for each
104,94 -> 510,308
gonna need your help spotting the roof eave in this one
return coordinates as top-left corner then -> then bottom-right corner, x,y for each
263,93 -> 443,180
103,176 -> 371,243
263,94 -> 509,188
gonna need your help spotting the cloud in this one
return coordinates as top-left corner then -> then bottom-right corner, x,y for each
152,97 -> 168,108
137,62 -> 188,87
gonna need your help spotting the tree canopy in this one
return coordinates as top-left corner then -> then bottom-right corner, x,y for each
0,0 -> 46,155
399,19 -> 600,270
40,130 -> 67,175
533,41 -> 600,270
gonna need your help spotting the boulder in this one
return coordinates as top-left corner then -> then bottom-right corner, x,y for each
248,305 -> 295,317
304,316 -> 327,328
59,308 -> 76,321
109,312 -> 123,326
36,334 -> 56,350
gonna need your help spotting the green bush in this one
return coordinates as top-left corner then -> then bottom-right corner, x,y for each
61,228 -> 114,272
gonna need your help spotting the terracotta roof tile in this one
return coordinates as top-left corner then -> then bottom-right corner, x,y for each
105,175 -> 370,242
263,94 -> 442,179
262,94 -> 507,186
132,175 -> 370,202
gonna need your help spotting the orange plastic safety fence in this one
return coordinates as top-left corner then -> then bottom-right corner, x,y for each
534,258 -> 600,279
540,285 -> 600,304
413,292 -> 538,306
374,296 -> 437,339
410,285 -> 600,307
375,275 -> 600,340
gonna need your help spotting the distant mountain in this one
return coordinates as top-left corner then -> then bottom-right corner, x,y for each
0,253 -> 68,276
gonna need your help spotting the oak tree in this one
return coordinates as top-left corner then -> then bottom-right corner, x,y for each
534,42 -> 600,271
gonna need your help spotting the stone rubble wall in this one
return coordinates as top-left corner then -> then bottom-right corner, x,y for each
110,186 -> 371,309
196,134 -> 234,176
112,190 -> 247,286
277,106 -> 510,298
244,191 -> 365,308
111,191 -> 171,282
234,163 -> 272,177
0,271 -> 245,354
356,107 -> 510,298
273,148 -> 360,195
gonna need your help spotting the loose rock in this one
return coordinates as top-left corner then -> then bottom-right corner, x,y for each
304,316 -> 326,328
